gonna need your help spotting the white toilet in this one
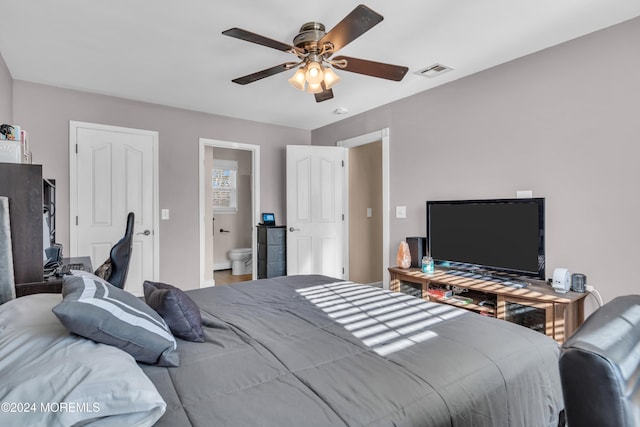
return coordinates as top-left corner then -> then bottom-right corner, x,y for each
228,248 -> 252,275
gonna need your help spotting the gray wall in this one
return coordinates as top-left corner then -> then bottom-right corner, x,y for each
12,81 -> 310,289
312,17 -> 640,307
0,52 -> 12,123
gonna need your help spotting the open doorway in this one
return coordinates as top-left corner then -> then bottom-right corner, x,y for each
339,128 -> 390,289
347,141 -> 383,284
199,138 -> 260,287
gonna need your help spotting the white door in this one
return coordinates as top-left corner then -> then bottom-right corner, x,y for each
70,121 -> 158,296
286,145 -> 344,278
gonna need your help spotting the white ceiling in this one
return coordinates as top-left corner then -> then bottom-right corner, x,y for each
1,1 -> 639,130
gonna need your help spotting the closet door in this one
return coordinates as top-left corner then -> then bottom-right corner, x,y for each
70,121 -> 158,296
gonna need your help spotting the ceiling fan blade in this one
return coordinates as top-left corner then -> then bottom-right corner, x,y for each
222,28 -> 294,52
320,4 -> 383,54
314,88 -> 334,103
231,63 -> 291,85
333,56 -> 409,81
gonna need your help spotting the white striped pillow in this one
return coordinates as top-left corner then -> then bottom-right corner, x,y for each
53,275 -> 179,367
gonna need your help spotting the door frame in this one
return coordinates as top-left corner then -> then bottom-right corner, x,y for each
338,128 -> 390,289
198,138 -> 260,287
68,120 -> 160,281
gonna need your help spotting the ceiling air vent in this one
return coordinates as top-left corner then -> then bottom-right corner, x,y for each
416,63 -> 453,78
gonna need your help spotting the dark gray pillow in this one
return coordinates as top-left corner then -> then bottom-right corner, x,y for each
143,281 -> 205,343
53,274 -> 179,367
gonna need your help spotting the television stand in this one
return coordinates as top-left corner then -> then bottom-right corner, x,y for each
388,266 -> 588,344
442,269 -> 530,288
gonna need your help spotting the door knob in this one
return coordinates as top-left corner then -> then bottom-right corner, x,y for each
137,229 -> 151,236
289,227 -> 300,232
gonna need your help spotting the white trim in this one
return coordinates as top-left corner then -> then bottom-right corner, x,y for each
69,124 -> 79,256
342,149 -> 351,281
69,121 -> 160,282
199,138 -> 260,288
152,131 -> 160,282
213,261 -> 232,271
337,128 -> 391,290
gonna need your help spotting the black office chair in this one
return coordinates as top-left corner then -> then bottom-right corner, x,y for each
95,212 -> 135,289
559,295 -> 640,427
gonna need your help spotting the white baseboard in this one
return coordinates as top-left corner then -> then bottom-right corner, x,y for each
214,261 -> 231,271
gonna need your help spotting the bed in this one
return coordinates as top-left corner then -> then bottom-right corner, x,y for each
0,274 -> 564,426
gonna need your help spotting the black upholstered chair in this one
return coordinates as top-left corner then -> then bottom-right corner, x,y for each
559,295 -> 640,427
104,212 -> 135,289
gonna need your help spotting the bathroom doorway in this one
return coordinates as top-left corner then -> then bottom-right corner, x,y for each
199,138 -> 260,287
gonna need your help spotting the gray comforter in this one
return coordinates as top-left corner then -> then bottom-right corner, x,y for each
142,275 -> 563,427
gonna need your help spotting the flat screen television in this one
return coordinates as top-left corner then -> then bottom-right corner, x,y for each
426,198 -> 545,280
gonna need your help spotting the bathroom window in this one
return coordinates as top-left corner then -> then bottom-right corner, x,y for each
212,159 -> 238,212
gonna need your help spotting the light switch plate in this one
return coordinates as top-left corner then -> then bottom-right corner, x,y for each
396,206 -> 407,219
161,209 -> 170,220
367,208 -> 372,218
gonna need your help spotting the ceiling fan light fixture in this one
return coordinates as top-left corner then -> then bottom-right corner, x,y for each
306,81 -> 324,94
305,61 -> 324,84
224,5 -> 408,103
322,66 -> 340,89
288,67 -> 306,91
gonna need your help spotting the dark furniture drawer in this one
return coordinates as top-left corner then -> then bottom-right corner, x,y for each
15,278 -> 63,297
258,243 -> 285,261
257,226 -> 286,245
257,225 -> 286,279
258,261 -> 287,279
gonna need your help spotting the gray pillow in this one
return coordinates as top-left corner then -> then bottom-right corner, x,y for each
53,275 -> 179,367
143,281 -> 205,343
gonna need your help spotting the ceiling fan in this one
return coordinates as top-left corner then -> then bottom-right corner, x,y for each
222,4 -> 409,103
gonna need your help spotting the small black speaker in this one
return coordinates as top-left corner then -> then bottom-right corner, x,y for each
406,237 -> 426,269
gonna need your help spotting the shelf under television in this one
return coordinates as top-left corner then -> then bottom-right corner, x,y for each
428,290 -> 496,317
